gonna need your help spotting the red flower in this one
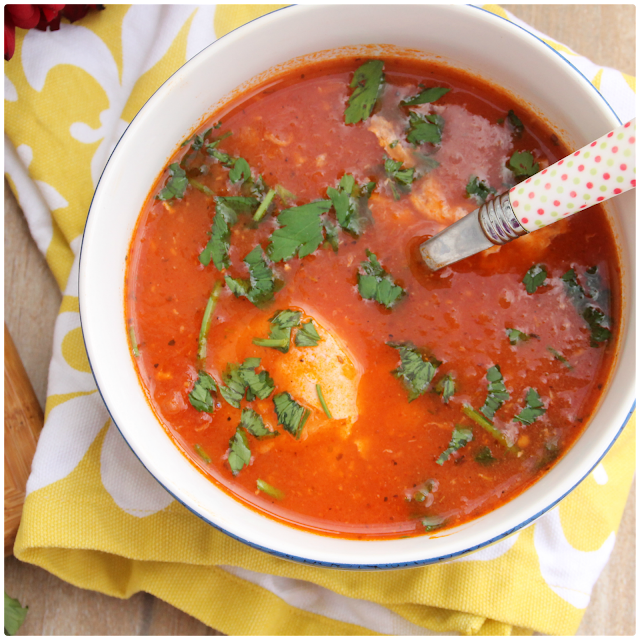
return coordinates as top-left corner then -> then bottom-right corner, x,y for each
4,4 -> 104,61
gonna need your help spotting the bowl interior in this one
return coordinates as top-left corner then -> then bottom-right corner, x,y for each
79,4 -> 635,568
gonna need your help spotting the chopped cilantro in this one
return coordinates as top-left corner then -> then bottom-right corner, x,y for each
462,404 -> 517,451
523,264 -> 547,294
475,446 -> 497,466
384,156 -> 415,200
466,176 -> 496,204
401,86 -> 450,106
275,184 -> 297,206
434,373 -> 456,403
316,383 -> 333,419
189,371 -> 217,412
228,427 -> 251,475
253,188 -> 276,222
204,130 -> 232,151
273,392 -> 310,438
197,280 -> 223,360
509,150 -> 540,178
358,249 -> 405,309
422,515 -> 446,532
253,309 -> 302,353
322,218 -> 340,252
326,174 -> 373,237
128,325 -> 140,357
188,178 -> 214,196
267,200 -> 332,262
194,443 -> 212,464
225,246 -> 277,307
257,479 -> 284,500
406,111 -> 444,146
240,407 -> 278,438
344,60 -> 385,124
436,426 -> 473,465
295,320 -> 321,347
219,358 -> 274,408
388,342 -> 440,402
480,365 -> 509,420
506,328 -> 532,345
229,157 -> 252,184
389,140 -> 399,148
514,388 -> 546,426
547,346 -> 573,369
157,163 -> 188,201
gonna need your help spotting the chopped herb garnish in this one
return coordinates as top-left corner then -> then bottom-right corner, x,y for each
344,60 -> 385,124
358,249 -> 405,309
240,407 -> 278,438
507,110 -> 524,137
295,320 -> 321,347
434,373 -> 456,403
257,478 -> 284,500
129,325 -> 140,357
509,150 -> 540,179
218,358 -> 274,408
273,392 -> 309,438
267,200 -> 332,262
189,371 -> 218,412
437,426 -> 473,465
466,176 -> 496,204
514,388 -> 546,426
384,156 -> 415,200
406,111 -> 444,146
462,404 -> 516,451
547,346 -> 573,369
275,184 -> 297,205
475,446 -> 497,466
388,341 -> 440,402
480,365 -> 509,420
229,157 -> 252,184
389,140 -> 399,148
157,163 -> 188,201
316,383 -> 333,419
253,188 -> 276,222
322,218 -> 340,252
506,328 -> 532,345
326,174 -> 372,237
253,309 -> 302,353
228,427 -> 251,475
225,246 -> 277,307
205,130 -> 232,152
197,280 -> 223,360
194,443 -> 212,464
523,264 -> 547,294
422,515 -> 446,532
401,86 -> 450,106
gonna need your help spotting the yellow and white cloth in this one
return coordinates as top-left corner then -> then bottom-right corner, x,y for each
5,5 -> 636,635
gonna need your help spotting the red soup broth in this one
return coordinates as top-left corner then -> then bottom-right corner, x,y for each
125,56 -> 620,540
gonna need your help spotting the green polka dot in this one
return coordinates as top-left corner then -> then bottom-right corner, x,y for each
590,168 -> 597,175
567,160 -> 574,167
567,203 -> 574,209
535,220 -> 544,227
583,193 -> 591,200
624,149 -> 631,157
616,176 -> 624,183
607,158 -> 614,166
617,132 -> 624,140
540,195 -> 547,203
600,142 -> 607,149
551,211 -> 558,217
584,151 -> 590,159
534,179 -> 540,186
557,186 -> 564,194
573,177 -> 580,184
550,170 -> 557,177
524,204 -> 531,211
600,185 -> 607,192
518,187 -> 525,195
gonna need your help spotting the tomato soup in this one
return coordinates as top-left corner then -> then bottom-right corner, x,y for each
125,56 -> 620,539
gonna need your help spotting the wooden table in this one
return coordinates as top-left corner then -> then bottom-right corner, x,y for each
4,5 -> 635,635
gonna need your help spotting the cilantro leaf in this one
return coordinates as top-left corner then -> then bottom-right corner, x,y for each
228,427 -> 251,475
4,593 -> 28,636
384,156 -> 416,200
267,201 -> 332,262
507,110 -> 524,137
466,176 -> 496,204
514,388 -> 546,425
509,150 -> 539,178
406,111 -> 444,146
157,163 -> 188,201
326,174 -> 373,237
434,373 -> 456,403
229,157 -> 252,184
253,309 -> 302,353
388,341 -> 440,402
218,358 -> 274,408
240,407 -> 278,438
322,218 -> 340,252
257,479 -> 284,500
480,365 -> 509,420
401,86 -> 450,106
523,264 -> 547,294
422,515 -> 447,532
225,246 -> 277,307
188,371 -> 217,412
475,446 -> 497,466
273,392 -> 310,438
358,250 -> 405,309
506,328 -> 532,345
436,426 -> 473,465
344,60 -> 385,124
547,346 -> 573,369
295,320 -> 321,347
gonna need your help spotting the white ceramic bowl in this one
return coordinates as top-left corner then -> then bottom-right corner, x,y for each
79,5 -> 635,569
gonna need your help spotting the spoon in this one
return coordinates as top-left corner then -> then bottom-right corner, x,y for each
420,118 -> 636,270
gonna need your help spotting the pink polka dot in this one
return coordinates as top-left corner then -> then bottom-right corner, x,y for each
570,191 -> 577,198
595,156 -> 601,163
544,183 -> 551,189
574,150 -> 580,156
526,178 -> 531,184
624,122 -> 631,128
553,200 -> 560,206
621,164 -> 627,171
630,136 -> 635,144
512,200 -> 519,207
580,204 -> 587,209
597,196 -> 604,202
510,186 -> 516,193
632,180 -> 636,187
603,172 -> 610,180
591,141 -> 597,147
561,174 -> 568,181
607,131 -> 614,138
528,192 -> 535,199
578,165 -> 584,172
612,146 -> 619,153
558,159 -> 564,165
537,208 -> 544,215
613,188 -> 622,194
521,217 -> 529,224
586,182 -> 593,189
542,169 -> 547,175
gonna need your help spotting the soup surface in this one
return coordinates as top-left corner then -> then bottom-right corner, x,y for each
125,56 -> 619,539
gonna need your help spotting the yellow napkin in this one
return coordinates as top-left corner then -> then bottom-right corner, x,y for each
5,5 -> 635,635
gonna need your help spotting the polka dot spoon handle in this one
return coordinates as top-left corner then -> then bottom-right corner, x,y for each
509,118 -> 636,232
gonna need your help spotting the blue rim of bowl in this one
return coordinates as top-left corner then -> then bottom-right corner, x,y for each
79,4 -> 633,569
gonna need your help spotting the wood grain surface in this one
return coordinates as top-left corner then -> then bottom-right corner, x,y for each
4,5 -> 635,635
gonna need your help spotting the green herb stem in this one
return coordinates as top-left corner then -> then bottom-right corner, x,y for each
252,338 -> 290,350
188,178 -> 215,197
462,404 -> 518,452
316,384 -> 333,419
129,326 -> 140,357
197,280 -> 223,361
253,188 -> 276,221
257,479 -> 284,500
194,444 -> 212,464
